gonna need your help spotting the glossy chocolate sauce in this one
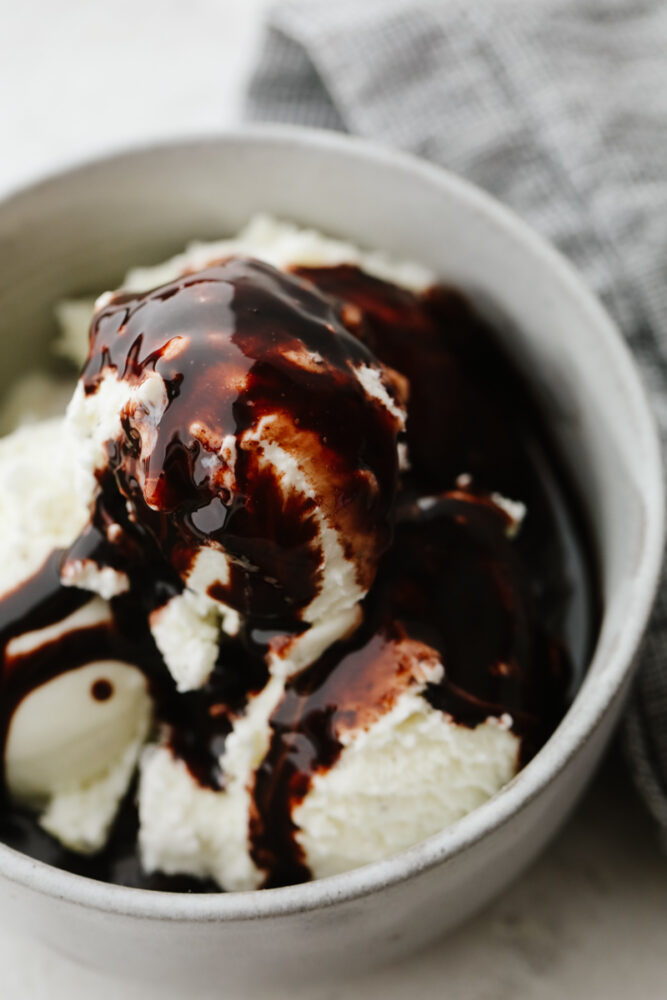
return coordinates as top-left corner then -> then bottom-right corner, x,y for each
83,257 -> 405,622
0,258 -> 598,891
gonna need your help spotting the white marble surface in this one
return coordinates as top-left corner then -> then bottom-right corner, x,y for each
0,1 -> 665,996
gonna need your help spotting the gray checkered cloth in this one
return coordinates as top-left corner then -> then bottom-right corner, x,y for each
245,0 -> 667,843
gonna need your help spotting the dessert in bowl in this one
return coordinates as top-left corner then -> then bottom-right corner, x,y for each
0,128 -> 661,990
0,213 -> 594,891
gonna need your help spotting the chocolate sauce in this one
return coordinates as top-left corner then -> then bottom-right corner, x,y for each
0,551 -> 87,650
91,679 -> 113,701
293,266 -> 528,495
0,258 -> 598,892
84,258 -> 405,623
296,265 -> 597,677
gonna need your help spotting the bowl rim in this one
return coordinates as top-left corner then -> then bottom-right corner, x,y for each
0,124 -> 663,922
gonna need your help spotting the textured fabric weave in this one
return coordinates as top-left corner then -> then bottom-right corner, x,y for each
245,0 -> 667,843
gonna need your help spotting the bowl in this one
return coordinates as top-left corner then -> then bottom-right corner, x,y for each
0,127 -> 662,991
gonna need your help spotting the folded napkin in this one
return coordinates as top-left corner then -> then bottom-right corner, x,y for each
245,0 -> 667,843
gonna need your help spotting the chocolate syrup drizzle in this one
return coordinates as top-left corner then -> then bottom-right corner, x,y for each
83,257 -> 405,622
0,258 -> 598,891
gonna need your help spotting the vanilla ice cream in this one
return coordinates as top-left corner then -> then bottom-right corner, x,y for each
0,419 -> 152,853
0,217 -> 586,890
66,252 -> 408,693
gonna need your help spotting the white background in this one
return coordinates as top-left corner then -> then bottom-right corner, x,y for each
1,2 -> 666,997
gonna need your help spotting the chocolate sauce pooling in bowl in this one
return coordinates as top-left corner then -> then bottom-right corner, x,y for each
0,257 -> 598,891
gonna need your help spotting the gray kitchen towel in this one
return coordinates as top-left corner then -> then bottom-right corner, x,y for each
245,0 -> 667,842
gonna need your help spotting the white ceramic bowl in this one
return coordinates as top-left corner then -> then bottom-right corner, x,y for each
0,127 -> 662,991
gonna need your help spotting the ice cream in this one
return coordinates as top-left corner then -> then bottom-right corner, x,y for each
66,253 -> 408,690
0,419 -> 152,852
0,217 -> 594,890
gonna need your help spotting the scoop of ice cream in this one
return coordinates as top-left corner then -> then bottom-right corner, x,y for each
0,419 -> 89,590
0,419 -> 153,853
6,647 -> 151,854
67,256 -> 407,689
295,701 -> 517,880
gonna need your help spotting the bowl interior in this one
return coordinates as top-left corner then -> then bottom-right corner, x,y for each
0,129 -> 662,918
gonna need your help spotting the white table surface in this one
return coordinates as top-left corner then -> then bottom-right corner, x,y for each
1,2 -> 665,997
